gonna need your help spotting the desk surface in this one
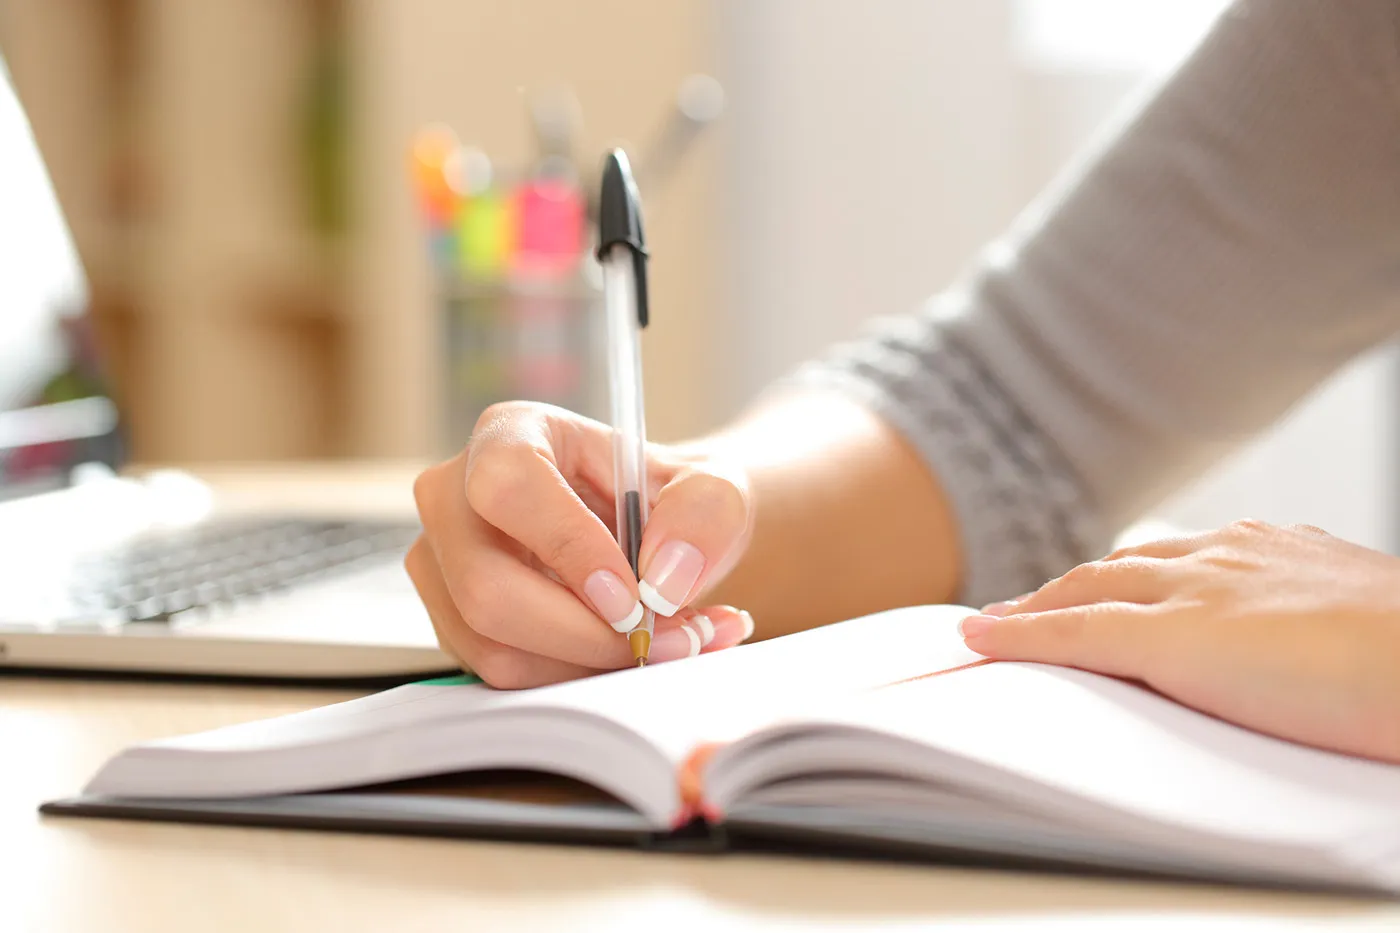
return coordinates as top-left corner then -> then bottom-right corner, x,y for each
6,463 -> 1400,932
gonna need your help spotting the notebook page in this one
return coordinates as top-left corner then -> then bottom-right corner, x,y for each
121,604 -> 979,764
516,603 -> 985,765
90,604 -> 981,819
819,662 -> 1400,856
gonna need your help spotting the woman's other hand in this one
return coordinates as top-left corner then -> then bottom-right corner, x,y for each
961,520 -> 1400,763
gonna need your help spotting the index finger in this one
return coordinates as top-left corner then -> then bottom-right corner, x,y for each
463,408 -> 644,633
418,455 -> 635,668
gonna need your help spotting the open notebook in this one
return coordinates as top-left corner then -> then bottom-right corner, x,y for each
42,605 -> 1400,895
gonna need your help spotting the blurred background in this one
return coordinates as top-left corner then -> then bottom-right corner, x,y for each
1,0 -> 1394,551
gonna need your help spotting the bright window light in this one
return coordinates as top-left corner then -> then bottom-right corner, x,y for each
1013,0 -> 1233,74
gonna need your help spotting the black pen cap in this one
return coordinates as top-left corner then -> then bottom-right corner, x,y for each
596,148 -> 649,327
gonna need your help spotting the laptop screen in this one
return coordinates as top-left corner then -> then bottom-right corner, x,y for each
0,56 -> 123,500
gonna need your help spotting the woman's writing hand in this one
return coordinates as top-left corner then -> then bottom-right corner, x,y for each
961,520 -> 1400,762
407,402 -> 755,688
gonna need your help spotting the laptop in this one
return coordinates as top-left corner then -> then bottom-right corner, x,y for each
0,58 -> 451,681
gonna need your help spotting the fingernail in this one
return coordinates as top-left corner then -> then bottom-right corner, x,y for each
639,541 -> 705,616
583,569 -> 644,634
690,613 -> 715,647
958,614 -> 997,639
739,610 -> 755,642
651,624 -> 703,661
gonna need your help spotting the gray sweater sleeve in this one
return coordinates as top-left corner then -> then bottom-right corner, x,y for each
787,0 -> 1400,607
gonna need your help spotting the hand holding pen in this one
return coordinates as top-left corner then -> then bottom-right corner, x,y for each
405,397 -> 756,686
401,150 -> 755,688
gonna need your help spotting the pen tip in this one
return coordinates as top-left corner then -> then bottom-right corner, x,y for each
628,628 -> 652,668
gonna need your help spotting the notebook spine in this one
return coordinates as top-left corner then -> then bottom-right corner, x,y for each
642,819 -> 728,854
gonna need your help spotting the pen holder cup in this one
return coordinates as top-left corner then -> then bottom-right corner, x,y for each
436,260 -> 606,455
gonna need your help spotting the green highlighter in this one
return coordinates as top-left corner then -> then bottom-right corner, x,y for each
415,672 -> 483,687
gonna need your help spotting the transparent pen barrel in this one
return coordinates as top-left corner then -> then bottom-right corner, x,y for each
603,252 -> 649,579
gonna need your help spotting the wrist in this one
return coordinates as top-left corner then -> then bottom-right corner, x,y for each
672,389 -> 963,640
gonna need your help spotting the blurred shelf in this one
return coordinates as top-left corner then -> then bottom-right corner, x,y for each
79,220 -> 344,320
5,0 -> 719,463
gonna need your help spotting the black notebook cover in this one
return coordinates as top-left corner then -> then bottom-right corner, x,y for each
37,771 -> 1384,897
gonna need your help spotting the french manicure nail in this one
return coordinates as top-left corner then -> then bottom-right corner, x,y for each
739,610 -> 755,642
639,541 -> 705,616
690,613 -> 715,646
584,569 -> 644,633
958,614 -> 997,640
650,624 -> 703,662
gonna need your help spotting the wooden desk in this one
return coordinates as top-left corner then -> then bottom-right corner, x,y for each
5,464 -> 1399,931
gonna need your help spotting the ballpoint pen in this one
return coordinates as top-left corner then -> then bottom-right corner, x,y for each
596,148 -> 654,667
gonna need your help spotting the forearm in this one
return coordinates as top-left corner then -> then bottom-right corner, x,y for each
689,391 -> 961,639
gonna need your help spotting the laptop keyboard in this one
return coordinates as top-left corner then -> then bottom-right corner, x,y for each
67,518 -> 421,623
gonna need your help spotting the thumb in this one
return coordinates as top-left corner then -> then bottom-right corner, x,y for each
636,462 -> 752,617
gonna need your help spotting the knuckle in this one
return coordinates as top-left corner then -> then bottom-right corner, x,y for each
403,537 -> 425,575
472,400 -> 526,436
464,445 -> 536,519
1225,518 -> 1271,537
679,471 -> 749,529
403,538 -> 434,585
1047,556 -> 1154,598
1057,560 -> 1106,588
469,645 -> 529,690
405,546 -> 453,619
466,645 -> 507,686
412,462 -> 449,517
1103,555 -> 1158,578
1288,523 -> 1330,538
431,628 -> 464,668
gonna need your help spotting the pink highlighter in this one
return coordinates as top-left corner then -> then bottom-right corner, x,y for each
511,177 -> 584,278
508,176 -> 586,401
